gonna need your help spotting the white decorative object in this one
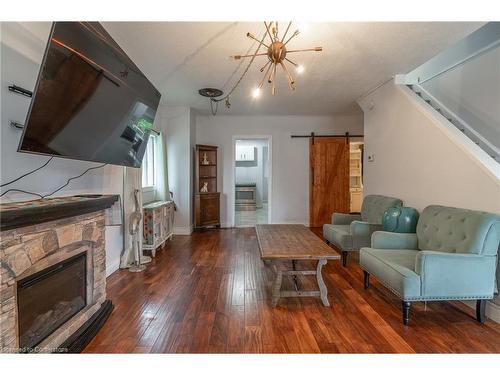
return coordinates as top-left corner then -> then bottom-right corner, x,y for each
129,189 -> 146,272
202,152 -> 209,165
200,182 -> 209,193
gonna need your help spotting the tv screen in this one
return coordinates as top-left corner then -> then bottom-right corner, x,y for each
18,22 -> 161,168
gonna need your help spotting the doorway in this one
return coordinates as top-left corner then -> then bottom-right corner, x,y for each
233,137 -> 271,227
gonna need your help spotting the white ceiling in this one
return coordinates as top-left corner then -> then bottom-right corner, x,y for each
102,22 -> 483,116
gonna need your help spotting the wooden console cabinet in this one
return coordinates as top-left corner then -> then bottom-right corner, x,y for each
194,145 -> 220,229
142,200 -> 174,257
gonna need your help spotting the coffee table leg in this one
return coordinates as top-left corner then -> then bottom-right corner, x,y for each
271,262 -> 283,307
316,259 -> 329,307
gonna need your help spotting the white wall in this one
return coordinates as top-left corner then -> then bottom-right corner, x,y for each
196,114 -> 364,227
1,22 -> 124,277
358,80 -> 500,320
160,106 -> 194,234
235,139 -> 268,208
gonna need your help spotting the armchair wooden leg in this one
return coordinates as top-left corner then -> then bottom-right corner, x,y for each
341,251 -> 348,267
363,271 -> 370,289
476,299 -> 487,323
402,301 -> 411,326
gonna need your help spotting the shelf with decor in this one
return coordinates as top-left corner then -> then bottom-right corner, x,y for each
194,144 -> 220,229
349,142 -> 364,213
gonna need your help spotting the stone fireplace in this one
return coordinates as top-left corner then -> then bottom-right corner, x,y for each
0,195 -> 117,353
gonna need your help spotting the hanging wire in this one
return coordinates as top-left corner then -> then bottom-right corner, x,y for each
0,163 -> 107,199
209,30 -> 268,115
1,157 -> 53,187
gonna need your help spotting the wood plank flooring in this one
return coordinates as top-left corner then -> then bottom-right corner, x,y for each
84,228 -> 500,353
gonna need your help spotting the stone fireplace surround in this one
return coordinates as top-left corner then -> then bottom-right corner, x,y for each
0,196 -> 117,353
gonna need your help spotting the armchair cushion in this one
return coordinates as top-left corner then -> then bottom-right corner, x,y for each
371,232 -> 418,250
323,224 -> 352,249
332,212 -> 362,225
361,195 -> 403,224
415,251 -> 497,298
416,205 -> 500,255
360,248 -> 421,299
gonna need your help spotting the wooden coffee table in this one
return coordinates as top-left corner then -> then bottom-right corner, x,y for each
255,224 -> 340,307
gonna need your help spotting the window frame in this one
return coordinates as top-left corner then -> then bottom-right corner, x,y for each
141,134 -> 156,192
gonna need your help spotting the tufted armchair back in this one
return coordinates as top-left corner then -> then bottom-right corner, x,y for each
416,205 -> 500,255
361,195 -> 403,224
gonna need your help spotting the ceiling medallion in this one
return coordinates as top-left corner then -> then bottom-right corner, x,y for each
198,88 -> 224,98
232,21 -> 322,97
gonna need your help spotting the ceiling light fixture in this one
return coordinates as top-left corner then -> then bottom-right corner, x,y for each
232,21 -> 322,95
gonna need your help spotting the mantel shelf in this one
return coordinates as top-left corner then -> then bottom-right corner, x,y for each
0,195 -> 119,231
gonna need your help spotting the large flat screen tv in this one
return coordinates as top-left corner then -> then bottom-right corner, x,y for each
18,22 -> 161,168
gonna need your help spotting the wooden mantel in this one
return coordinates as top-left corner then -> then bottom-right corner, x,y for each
0,195 -> 119,231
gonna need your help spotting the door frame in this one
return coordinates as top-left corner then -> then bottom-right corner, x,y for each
231,135 -> 273,228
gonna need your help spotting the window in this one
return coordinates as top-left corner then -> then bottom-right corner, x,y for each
142,135 -> 155,189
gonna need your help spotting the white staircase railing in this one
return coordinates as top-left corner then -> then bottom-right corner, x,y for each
407,84 -> 499,163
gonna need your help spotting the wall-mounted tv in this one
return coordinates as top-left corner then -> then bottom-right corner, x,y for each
18,22 -> 161,168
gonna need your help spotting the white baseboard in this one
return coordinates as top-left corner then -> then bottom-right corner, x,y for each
223,221 -> 309,228
106,258 -> 120,277
272,220 -> 309,226
462,300 -> 500,323
173,226 -> 193,235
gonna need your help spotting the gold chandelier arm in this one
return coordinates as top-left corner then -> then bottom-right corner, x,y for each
259,60 -> 271,72
259,63 -> 273,88
272,64 -> 277,95
281,21 -> 292,43
231,52 -> 268,60
285,57 -> 298,67
268,62 -> 275,83
264,21 -> 274,43
247,32 -> 269,49
283,30 -> 300,46
286,47 -> 323,54
279,61 -> 295,90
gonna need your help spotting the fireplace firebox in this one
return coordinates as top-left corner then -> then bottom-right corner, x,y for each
17,252 -> 87,349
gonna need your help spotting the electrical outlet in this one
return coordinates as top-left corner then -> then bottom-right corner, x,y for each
367,154 -> 375,162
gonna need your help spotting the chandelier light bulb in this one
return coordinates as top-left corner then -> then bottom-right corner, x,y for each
297,65 -> 305,74
252,87 -> 261,99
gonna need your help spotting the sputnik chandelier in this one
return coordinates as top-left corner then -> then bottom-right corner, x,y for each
202,22 -> 322,115
232,21 -> 322,96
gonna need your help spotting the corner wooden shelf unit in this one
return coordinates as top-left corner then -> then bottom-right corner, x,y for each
194,144 -> 220,229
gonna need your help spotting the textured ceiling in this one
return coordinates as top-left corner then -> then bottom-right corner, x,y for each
102,22 -> 483,115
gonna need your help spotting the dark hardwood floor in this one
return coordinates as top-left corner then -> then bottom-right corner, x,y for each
84,228 -> 500,353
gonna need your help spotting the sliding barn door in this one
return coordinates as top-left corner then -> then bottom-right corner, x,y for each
309,137 -> 350,227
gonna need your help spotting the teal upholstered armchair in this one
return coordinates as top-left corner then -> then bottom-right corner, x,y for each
360,205 -> 500,325
323,195 -> 403,266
